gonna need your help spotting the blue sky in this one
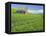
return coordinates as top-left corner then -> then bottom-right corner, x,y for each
11,4 -> 43,14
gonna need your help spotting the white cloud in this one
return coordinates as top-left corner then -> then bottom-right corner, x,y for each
27,9 -> 43,14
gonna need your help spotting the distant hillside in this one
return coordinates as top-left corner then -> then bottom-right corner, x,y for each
11,8 -> 16,13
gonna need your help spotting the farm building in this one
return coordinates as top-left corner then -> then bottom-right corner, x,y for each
16,7 -> 27,14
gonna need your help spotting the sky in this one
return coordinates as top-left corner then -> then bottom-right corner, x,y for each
11,4 -> 43,14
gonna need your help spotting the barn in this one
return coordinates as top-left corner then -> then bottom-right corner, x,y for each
16,7 -> 27,14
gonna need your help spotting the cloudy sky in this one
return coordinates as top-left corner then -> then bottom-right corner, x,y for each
11,4 -> 43,14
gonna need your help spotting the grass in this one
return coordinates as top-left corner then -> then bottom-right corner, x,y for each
11,13 -> 43,32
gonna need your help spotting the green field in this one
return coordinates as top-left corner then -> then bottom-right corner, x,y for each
11,13 -> 43,32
